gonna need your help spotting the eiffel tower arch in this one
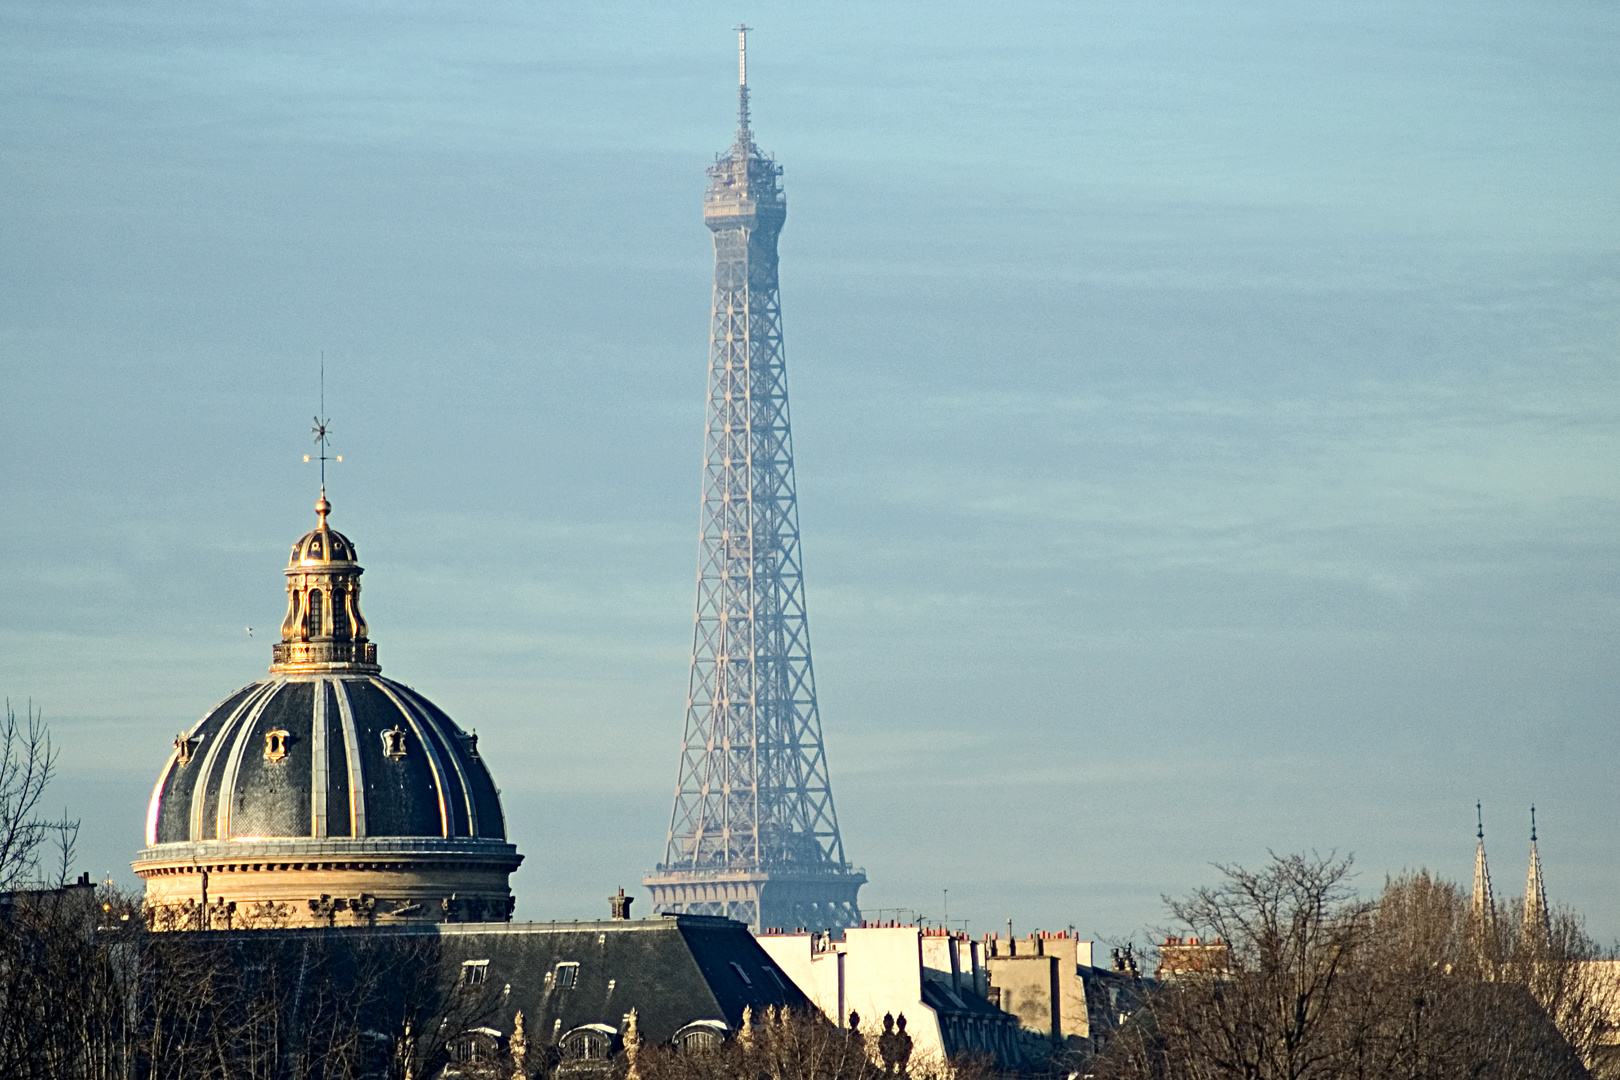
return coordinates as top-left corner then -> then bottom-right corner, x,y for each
644,30 -> 865,933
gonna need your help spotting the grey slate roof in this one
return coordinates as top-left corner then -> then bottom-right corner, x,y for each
430,915 -> 811,1044
192,914 -> 809,1051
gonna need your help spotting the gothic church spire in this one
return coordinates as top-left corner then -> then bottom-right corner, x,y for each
1523,805 -> 1550,938
1471,802 -> 1496,935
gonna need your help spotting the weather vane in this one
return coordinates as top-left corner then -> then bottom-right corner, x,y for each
302,353 -> 341,490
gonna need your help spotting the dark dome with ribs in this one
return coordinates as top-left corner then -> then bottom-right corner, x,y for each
146,674 -> 504,846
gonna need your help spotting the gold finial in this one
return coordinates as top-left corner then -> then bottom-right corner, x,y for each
315,492 -> 331,528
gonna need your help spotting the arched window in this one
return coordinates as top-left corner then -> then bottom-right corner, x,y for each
559,1026 -> 616,1061
331,588 -> 349,639
673,1022 -> 729,1055
305,588 -> 323,639
449,1028 -> 503,1062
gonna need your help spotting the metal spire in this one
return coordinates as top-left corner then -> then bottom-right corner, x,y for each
303,354 -> 341,501
1524,805 -> 1549,938
644,34 -> 864,933
1471,802 -> 1495,935
734,25 -> 753,150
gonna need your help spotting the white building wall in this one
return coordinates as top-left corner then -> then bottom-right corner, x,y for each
757,927 -> 949,1066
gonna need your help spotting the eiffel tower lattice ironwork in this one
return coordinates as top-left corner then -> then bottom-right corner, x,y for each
644,28 -> 865,933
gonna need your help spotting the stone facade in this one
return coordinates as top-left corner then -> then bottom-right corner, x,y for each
982,930 -> 1146,1060
757,924 -> 1027,1070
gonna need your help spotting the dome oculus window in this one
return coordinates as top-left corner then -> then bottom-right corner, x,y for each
382,726 -> 408,759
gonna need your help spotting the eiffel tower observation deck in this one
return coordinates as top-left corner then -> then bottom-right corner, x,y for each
644,29 -> 865,933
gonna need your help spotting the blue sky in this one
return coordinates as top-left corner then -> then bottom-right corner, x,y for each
1,0 -> 1617,943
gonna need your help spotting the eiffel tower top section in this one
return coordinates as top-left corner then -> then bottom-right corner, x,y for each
704,27 -> 786,235
645,30 -> 864,933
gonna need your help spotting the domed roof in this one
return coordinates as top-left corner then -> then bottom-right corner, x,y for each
288,495 -> 358,567
146,674 -> 506,845
135,491 -> 520,929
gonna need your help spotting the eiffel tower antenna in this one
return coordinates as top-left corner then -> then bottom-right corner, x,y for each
733,25 -> 753,150
644,33 -> 864,932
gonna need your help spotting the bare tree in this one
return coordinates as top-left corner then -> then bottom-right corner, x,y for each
1126,852 -> 1373,1080
1094,855 -> 1607,1080
0,701 -> 77,890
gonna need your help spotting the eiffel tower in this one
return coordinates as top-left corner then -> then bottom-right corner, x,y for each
644,29 -> 865,933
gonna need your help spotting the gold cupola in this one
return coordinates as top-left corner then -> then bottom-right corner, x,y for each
272,493 -> 378,675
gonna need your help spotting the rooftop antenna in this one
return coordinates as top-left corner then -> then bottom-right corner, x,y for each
734,24 -> 752,143
303,352 -> 342,504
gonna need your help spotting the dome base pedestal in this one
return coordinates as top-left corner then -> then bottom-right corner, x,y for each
136,838 -> 522,931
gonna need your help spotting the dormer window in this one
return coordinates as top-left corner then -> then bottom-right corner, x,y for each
173,735 -> 196,766
382,726 -> 408,759
264,730 -> 290,762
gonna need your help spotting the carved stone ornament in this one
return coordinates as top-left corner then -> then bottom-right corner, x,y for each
309,894 -> 340,925
207,897 -> 236,930
264,729 -> 291,762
